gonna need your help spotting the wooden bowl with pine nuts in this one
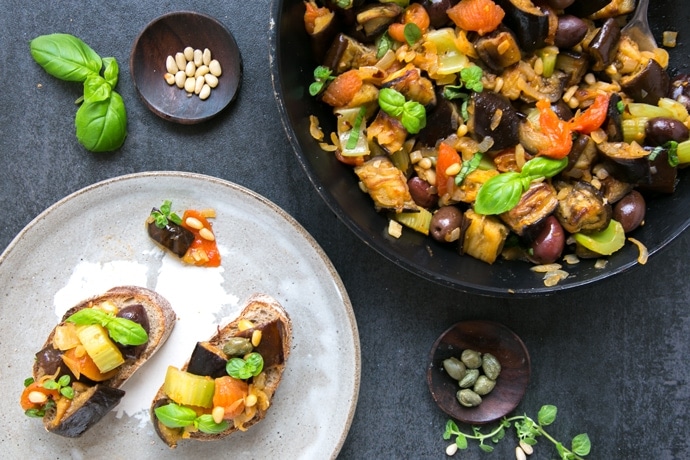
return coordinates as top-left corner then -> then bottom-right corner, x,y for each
130,11 -> 242,124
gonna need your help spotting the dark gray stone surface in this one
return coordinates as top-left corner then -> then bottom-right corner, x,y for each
1,1 -> 689,459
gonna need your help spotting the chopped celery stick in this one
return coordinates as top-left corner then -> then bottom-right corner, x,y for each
163,366 -> 215,408
573,220 -> 625,256
657,97 -> 689,121
424,28 -> 469,75
676,139 -> 690,164
622,118 -> 648,144
77,324 -> 124,373
624,103 -> 672,120
393,208 -> 432,235
536,46 -> 559,78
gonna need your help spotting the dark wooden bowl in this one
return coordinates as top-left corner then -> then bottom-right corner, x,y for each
130,11 -> 242,124
427,320 -> 530,425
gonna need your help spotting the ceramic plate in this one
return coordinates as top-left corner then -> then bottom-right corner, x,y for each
0,171 -> 359,459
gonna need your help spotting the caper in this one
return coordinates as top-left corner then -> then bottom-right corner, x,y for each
222,337 -> 253,356
457,389 -> 482,407
473,375 -> 496,396
443,357 -> 467,381
461,349 -> 482,369
482,353 -> 502,380
458,369 -> 479,388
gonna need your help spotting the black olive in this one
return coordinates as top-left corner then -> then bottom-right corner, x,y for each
645,117 -> 690,146
407,177 -> 437,208
35,347 -> 71,378
529,216 -> 565,265
670,74 -> 690,111
430,206 -> 463,243
554,15 -> 588,49
117,304 -> 150,333
613,190 -> 646,233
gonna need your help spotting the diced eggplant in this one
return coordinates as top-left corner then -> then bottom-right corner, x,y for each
35,347 -> 74,381
420,0 -> 460,29
305,2 -> 340,62
599,176 -> 634,204
620,58 -> 670,105
470,91 -> 521,151
474,27 -> 522,72
147,213 -> 194,258
597,141 -> 650,183
46,384 -> 126,437
565,0 -> 612,18
563,134 -> 597,179
355,156 -> 419,212
367,110 -> 409,154
186,342 -> 228,378
587,18 -> 620,72
116,304 -> 150,360
495,0 -> 549,53
604,92 -> 624,142
353,3 -> 403,43
461,209 -> 509,264
416,90 -> 461,147
322,33 -> 378,74
555,181 -> 612,233
555,50 -> 590,87
382,64 -> 437,107
236,319 -> 287,368
500,181 -> 559,236
638,148 -> 678,194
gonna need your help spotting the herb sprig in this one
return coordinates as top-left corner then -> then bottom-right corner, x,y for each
154,402 -> 229,434
378,87 -> 426,134
150,200 -> 183,228
443,405 -> 591,459
309,66 -> 335,96
226,352 -> 264,380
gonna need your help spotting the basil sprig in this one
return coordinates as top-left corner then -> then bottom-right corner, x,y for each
67,308 -> 148,346
474,157 -> 568,215
29,33 -> 127,152
150,200 -> 183,228
226,352 -> 264,380
154,403 -> 229,434
378,88 -> 426,134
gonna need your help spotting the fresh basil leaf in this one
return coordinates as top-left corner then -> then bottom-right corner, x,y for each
520,156 -> 568,179
538,404 -> 558,426
456,433 -> 468,449
378,88 -> 405,118
346,106 -> 367,150
102,57 -> 119,88
75,91 -> 127,152
83,74 -> 112,103
460,65 -> 483,93
442,85 -> 468,101
67,308 -> 108,325
24,377 -> 35,387
30,33 -> 102,82
57,375 -> 71,387
474,172 -> 523,215
244,352 -> 264,377
455,152 -> 483,185
401,100 -> 426,134
404,23 -> 422,46
226,357 -> 250,379
571,433 -> 591,456
376,33 -> 394,59
196,414 -> 230,434
104,316 -> 148,346
60,386 -> 74,399
154,403 -> 197,428
25,408 -> 45,418
666,140 -> 679,167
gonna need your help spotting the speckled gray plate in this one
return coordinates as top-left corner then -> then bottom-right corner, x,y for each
0,171 -> 359,459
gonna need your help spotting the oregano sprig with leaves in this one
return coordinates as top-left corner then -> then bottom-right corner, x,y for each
443,405 -> 591,459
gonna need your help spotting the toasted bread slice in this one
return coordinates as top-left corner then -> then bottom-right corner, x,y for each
27,286 -> 176,437
151,293 -> 292,448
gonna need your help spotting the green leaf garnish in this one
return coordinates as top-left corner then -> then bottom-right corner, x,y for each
378,88 -> 426,134
42,375 -> 73,400
403,23 -> 422,46
346,106 -> 367,150
196,414 -> 230,434
376,33 -> 394,59
67,308 -> 148,346
226,352 -> 264,380
460,65 -> 483,93
455,152 -> 483,185
309,65 -> 335,97
150,200 -> 183,228
474,157 -> 568,215
154,403 -> 198,428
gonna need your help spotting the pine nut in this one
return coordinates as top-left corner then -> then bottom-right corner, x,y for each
244,394 -> 258,408
194,76 -> 205,95
184,76 -> 196,94
183,46 -> 194,61
28,391 -> 48,404
165,55 -> 178,74
185,61 -> 196,78
185,216 -> 204,230
203,48 -> 212,66
251,330 -> 262,347
445,162 -> 461,176
445,443 -> 458,456
418,157 -> 432,169
212,406 -> 225,424
209,59 -> 222,77
515,446 -> 527,460
199,84 -> 211,100
519,440 -> 534,455
238,319 -> 255,331
174,52 -> 186,72
204,74 -> 219,88
194,65 -> 209,78
174,71 -> 186,89
163,73 -> 176,85
199,227 -> 215,241
193,49 -> 203,67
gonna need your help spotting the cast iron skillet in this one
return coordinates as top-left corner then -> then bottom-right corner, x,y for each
269,0 -> 690,297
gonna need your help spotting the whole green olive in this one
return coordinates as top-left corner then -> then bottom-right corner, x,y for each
443,357 -> 467,381
460,349 -> 482,369
222,337 -> 254,357
473,375 -> 496,396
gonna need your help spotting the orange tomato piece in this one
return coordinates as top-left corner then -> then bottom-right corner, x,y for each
303,0 -> 332,35
447,0 -> 505,36
213,376 -> 249,420
388,3 -> 431,43
569,94 -> 610,134
20,381 -> 59,411
181,209 -> 221,267
321,69 -> 363,108
436,142 -> 461,198
62,347 -> 119,382
536,99 -> 573,159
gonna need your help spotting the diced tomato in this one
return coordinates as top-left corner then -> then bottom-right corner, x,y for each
213,376 -> 249,420
447,0 -> 505,36
536,99 -> 573,159
321,69 -> 363,108
569,94 -> 610,134
436,142 -> 461,197
20,381 -> 59,411
62,347 -> 119,382
388,4 -> 431,43
181,209 -> 221,267
303,0 -> 332,35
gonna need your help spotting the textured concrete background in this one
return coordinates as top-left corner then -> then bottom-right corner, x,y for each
1,0 -> 689,458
